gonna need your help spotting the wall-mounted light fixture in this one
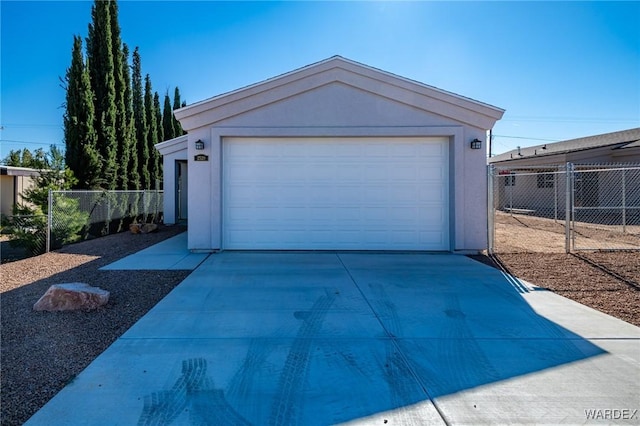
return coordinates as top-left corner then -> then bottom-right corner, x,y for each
470,138 -> 482,150
195,139 -> 205,150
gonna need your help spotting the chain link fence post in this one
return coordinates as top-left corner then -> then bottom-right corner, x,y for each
487,165 -> 495,254
622,168 -> 626,233
565,162 -> 573,253
47,189 -> 52,253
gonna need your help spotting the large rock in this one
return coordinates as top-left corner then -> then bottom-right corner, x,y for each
33,283 -> 109,312
129,223 -> 158,234
140,223 -> 158,234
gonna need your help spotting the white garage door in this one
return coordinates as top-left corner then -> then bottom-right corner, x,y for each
223,137 -> 449,250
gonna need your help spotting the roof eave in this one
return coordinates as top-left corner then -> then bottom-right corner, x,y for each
155,134 -> 188,155
174,56 -> 505,131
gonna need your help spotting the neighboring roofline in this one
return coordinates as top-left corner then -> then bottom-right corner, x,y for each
0,165 -> 41,176
489,127 -> 640,164
174,55 -> 505,130
619,140 -> 640,149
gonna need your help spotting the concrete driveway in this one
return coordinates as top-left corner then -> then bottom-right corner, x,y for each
27,251 -> 640,425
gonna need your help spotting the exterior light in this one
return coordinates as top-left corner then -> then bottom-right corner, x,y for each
470,138 -> 482,150
195,139 -> 205,150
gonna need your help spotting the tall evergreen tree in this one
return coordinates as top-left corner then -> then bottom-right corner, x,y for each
153,92 -> 164,188
154,92 -> 164,143
132,47 -> 148,190
109,0 -> 129,190
142,74 -> 156,189
122,43 -> 139,190
63,36 -> 102,188
172,86 -> 185,135
162,91 -> 175,141
86,0 -> 118,189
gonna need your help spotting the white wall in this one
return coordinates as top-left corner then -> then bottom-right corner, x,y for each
184,82 -> 492,251
174,58 -> 504,252
155,136 -> 188,224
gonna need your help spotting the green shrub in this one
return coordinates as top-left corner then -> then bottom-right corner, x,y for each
50,194 -> 89,249
8,205 -> 48,256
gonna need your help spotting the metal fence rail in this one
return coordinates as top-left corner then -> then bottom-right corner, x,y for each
489,163 -> 640,253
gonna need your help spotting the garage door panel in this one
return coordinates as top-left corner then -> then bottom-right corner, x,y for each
223,137 -> 449,250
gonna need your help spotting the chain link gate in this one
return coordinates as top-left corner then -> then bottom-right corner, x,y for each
489,163 -> 640,254
570,164 -> 640,251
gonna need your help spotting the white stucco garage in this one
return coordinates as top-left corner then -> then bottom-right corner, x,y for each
156,56 -> 504,252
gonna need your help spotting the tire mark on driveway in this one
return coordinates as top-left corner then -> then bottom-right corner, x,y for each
268,291 -> 336,426
138,358 -> 250,425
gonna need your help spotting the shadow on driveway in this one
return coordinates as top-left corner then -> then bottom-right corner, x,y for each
27,253 -> 639,425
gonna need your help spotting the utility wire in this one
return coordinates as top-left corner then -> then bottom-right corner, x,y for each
0,139 -> 64,146
492,135 -> 560,142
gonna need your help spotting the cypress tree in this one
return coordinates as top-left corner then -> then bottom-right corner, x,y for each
154,92 -> 163,143
122,43 -> 139,190
109,0 -> 129,190
153,91 -> 163,189
142,74 -> 155,189
172,86 -> 185,135
162,91 -> 175,141
132,47 -> 148,190
86,0 -> 118,189
63,35 -> 101,189
144,74 -> 158,189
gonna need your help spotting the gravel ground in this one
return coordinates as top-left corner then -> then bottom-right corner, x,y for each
1,223 -> 638,425
492,252 -> 640,328
491,211 -> 640,327
1,225 -> 189,426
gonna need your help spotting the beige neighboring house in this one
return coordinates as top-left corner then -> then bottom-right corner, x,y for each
1,166 -> 40,217
489,127 -> 640,167
157,56 -> 505,252
488,128 -> 640,215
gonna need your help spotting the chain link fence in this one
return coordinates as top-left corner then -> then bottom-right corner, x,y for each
1,214 -> 48,260
49,190 -> 163,251
1,190 -> 164,262
489,163 -> 640,253
571,165 -> 640,250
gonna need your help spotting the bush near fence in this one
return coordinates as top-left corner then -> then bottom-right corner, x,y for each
489,163 -> 640,253
51,190 -> 164,244
1,190 -> 163,261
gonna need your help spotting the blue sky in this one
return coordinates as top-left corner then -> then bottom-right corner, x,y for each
1,1 -> 639,160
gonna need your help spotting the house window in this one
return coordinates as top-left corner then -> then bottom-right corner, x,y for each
504,174 -> 516,186
537,173 -> 555,188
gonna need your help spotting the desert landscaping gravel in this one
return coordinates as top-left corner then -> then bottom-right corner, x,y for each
1,225 -> 189,426
493,252 -> 640,327
1,223 -> 638,425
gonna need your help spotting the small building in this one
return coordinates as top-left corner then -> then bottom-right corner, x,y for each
157,56 -> 504,252
490,127 -> 640,167
488,128 -> 640,220
0,166 -> 39,217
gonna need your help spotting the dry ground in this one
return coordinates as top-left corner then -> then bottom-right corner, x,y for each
493,211 -> 640,252
1,225 -> 189,426
492,211 -> 639,327
1,220 -> 639,425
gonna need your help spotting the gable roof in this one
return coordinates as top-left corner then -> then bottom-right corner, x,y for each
174,56 -> 505,131
489,127 -> 640,163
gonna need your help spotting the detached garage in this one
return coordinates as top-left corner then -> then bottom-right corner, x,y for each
156,56 -> 504,252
